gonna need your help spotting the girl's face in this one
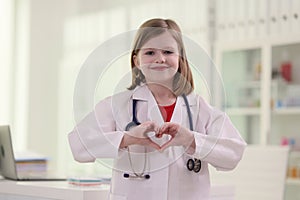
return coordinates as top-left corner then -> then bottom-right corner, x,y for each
133,31 -> 180,86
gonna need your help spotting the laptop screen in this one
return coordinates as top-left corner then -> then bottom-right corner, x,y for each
0,125 -> 19,180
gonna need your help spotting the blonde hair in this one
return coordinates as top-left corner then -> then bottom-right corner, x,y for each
128,18 -> 194,96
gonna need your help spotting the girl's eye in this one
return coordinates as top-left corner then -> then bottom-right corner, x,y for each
145,51 -> 155,55
164,50 -> 174,54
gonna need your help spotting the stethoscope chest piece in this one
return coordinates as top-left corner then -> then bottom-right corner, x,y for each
187,158 -> 201,173
187,159 -> 195,171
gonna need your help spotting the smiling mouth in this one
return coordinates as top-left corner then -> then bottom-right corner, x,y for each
151,67 -> 168,71
149,65 -> 169,71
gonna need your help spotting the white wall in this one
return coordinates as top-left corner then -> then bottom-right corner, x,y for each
0,0 -> 14,127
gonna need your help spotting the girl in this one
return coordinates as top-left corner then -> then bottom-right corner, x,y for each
68,18 -> 246,200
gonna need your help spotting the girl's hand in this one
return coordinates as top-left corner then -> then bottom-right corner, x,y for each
120,121 -> 161,150
156,122 -> 196,153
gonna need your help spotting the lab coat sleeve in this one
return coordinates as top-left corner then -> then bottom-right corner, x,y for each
192,98 -> 247,171
68,97 -> 124,163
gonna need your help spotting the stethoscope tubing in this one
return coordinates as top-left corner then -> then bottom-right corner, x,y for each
123,94 -> 201,180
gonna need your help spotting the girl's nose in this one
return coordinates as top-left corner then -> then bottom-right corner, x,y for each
155,51 -> 166,63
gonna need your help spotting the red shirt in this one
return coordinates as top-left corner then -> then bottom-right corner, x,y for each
158,102 -> 176,122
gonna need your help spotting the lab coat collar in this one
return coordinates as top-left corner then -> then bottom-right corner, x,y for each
131,84 -> 197,125
131,84 -> 153,101
132,84 -> 197,107
132,84 -> 164,125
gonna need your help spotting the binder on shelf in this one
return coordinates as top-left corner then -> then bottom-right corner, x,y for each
235,0 -> 247,41
269,0 -> 280,37
225,0 -> 236,41
198,0 -> 208,37
290,0 -> 300,34
215,0 -> 226,41
246,0 -> 258,40
257,0 -> 268,39
278,0 -> 291,35
184,0 -> 199,32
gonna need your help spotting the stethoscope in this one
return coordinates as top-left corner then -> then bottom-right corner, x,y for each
123,94 -> 201,180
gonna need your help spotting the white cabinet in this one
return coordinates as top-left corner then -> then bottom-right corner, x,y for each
215,37 -> 300,141
270,42 -> 300,145
214,0 -> 300,198
270,41 -> 300,200
214,37 -> 300,200
214,41 -> 268,145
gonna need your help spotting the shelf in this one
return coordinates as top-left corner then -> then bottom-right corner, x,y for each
237,81 -> 261,89
272,108 -> 300,115
225,107 -> 260,116
286,178 -> 300,185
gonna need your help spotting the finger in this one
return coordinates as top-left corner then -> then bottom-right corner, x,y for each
156,131 -> 165,138
159,123 -> 171,132
149,122 -> 160,137
155,124 -> 168,138
146,121 -> 160,133
153,123 -> 160,134
144,123 -> 159,138
169,125 -> 179,132
158,128 -> 177,138
159,123 -> 178,133
157,126 -> 170,136
165,126 -> 177,135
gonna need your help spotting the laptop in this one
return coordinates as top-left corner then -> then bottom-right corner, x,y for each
0,125 -> 66,181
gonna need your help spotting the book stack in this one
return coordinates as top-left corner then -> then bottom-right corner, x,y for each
68,177 -> 111,186
14,151 -> 48,176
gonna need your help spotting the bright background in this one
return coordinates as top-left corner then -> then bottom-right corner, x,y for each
0,0 -> 212,176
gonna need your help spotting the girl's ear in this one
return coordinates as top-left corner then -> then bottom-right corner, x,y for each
133,55 -> 140,69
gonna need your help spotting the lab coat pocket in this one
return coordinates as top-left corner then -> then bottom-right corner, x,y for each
109,193 -> 127,200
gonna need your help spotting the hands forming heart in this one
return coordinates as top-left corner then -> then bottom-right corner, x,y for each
121,121 -> 195,152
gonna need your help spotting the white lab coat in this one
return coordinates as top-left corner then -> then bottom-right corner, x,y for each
68,85 -> 246,200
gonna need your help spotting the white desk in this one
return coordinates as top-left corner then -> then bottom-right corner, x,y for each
0,180 -> 110,200
0,179 -> 234,200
